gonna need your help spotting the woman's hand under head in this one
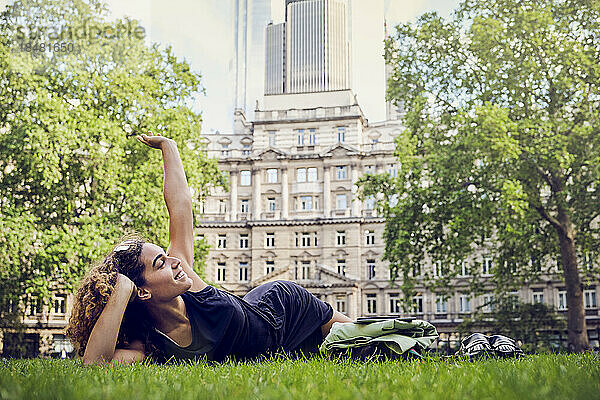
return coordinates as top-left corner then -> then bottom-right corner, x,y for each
117,273 -> 138,304
136,131 -> 175,150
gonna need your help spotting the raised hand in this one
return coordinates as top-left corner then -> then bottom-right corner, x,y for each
136,131 -> 174,149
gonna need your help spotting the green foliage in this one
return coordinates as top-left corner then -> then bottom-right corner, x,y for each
360,0 -> 600,302
0,0 -> 225,319
0,355 -> 599,400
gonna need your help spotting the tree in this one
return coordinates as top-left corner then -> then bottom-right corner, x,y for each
360,0 -> 600,352
0,0 -> 225,326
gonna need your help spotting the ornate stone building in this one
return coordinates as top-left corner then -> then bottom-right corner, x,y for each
198,90 -> 401,318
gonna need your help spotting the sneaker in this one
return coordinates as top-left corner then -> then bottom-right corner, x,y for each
457,333 -> 493,358
488,334 -> 524,358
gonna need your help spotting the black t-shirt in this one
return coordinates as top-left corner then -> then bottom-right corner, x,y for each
150,281 -> 333,362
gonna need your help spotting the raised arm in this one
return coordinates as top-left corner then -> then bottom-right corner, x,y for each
137,132 -> 207,291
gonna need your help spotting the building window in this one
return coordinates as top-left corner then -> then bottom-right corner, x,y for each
483,294 -> 495,312
239,233 -> 249,249
217,234 -> 227,248
239,262 -> 249,282
265,260 -> 275,275
297,129 -> 305,146
265,232 -> 275,247
296,232 -> 311,247
242,144 -> 251,155
336,194 -> 347,210
364,165 -> 374,174
337,259 -> 346,276
412,294 -> 424,314
459,295 -> 471,313
267,168 -> 278,183
219,199 -> 227,213
460,261 -> 469,276
389,293 -> 401,314
335,296 -> 346,313
583,253 -> 594,269
558,290 -> 567,310
435,295 -> 447,313
301,261 -> 310,280
297,168 -> 307,183
365,230 -> 375,246
267,197 -> 276,211
217,262 -> 226,282
336,230 -> 346,246
221,144 -> 229,156
367,259 -> 376,280
584,289 -> 597,309
337,126 -> 346,143
532,290 -> 544,304
433,261 -> 444,278
387,163 -> 398,177
297,167 -> 317,183
240,170 -> 251,186
53,295 -> 66,315
336,166 -> 347,180
365,196 -> 375,210
27,297 -> 42,316
308,128 -> 316,145
483,258 -> 493,276
412,264 -> 422,277
366,294 -> 377,314
300,196 -> 313,210
294,232 -> 317,247
268,130 -> 276,147
240,199 -> 249,213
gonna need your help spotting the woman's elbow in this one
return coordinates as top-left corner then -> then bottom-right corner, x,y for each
82,355 -> 109,366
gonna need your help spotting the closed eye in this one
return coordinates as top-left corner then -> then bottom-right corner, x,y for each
152,253 -> 167,269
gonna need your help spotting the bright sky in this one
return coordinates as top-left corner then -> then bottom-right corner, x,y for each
2,0 -> 460,132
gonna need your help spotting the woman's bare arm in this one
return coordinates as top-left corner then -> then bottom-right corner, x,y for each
82,274 -> 144,366
137,132 -> 207,291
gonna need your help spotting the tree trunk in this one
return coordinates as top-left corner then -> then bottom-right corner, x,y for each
556,207 -> 590,353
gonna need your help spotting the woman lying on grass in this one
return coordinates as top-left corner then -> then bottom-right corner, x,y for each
66,132 -> 351,365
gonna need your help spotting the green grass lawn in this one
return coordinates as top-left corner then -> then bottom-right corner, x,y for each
1,354 -> 599,400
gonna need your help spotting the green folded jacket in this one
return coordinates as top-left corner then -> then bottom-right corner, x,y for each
319,318 -> 439,356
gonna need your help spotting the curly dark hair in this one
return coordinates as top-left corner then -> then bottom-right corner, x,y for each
66,234 -> 162,360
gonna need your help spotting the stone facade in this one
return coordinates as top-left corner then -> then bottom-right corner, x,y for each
198,90 -> 401,319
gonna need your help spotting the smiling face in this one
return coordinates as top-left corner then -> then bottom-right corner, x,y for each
138,243 -> 193,302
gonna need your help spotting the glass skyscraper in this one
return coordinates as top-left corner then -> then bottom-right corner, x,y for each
233,0 -> 273,119
265,0 -> 350,95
